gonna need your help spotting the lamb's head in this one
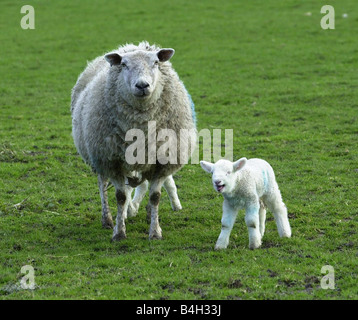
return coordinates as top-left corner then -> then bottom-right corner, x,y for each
200,158 -> 247,195
105,48 -> 174,105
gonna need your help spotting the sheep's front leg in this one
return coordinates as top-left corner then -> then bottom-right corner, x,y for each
148,177 -> 166,240
163,175 -> 182,211
98,174 -> 114,229
215,200 -> 238,250
245,202 -> 262,249
111,177 -> 130,241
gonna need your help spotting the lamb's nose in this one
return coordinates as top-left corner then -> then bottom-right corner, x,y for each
214,180 -> 222,186
135,81 -> 149,90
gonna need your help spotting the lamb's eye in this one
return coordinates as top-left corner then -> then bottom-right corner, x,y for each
121,62 -> 127,68
154,60 -> 159,66
226,171 -> 231,175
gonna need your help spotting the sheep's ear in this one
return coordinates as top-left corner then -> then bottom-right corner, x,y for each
157,48 -> 175,62
105,53 -> 122,66
233,157 -> 247,172
200,161 -> 214,174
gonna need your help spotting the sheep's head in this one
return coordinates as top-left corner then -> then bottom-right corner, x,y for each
105,48 -> 174,104
200,158 -> 247,195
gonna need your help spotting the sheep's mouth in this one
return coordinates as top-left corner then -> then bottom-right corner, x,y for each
134,89 -> 150,98
216,184 -> 225,192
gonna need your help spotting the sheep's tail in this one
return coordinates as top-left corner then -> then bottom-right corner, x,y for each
185,88 -> 196,126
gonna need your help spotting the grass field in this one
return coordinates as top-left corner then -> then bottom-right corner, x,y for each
0,0 -> 357,300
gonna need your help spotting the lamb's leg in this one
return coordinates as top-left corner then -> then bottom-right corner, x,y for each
245,201 -> 262,249
266,192 -> 291,238
163,175 -> 182,211
111,177 -> 130,241
97,174 -> 114,229
215,200 -> 238,250
127,181 -> 148,218
148,177 -> 166,240
259,200 -> 266,237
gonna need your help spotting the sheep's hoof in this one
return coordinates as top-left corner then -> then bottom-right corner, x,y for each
127,203 -> 139,218
171,203 -> 182,211
149,234 -> 162,240
111,231 -> 126,242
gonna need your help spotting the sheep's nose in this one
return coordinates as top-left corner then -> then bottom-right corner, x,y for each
214,180 -> 222,186
135,81 -> 150,90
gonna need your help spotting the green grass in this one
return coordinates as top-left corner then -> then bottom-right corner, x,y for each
0,0 -> 357,300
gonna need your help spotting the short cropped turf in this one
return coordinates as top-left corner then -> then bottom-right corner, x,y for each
0,0 -> 357,299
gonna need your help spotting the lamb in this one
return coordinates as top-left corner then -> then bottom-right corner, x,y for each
200,157 -> 291,249
71,41 -> 197,241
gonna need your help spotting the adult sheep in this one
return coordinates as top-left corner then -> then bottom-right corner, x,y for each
71,41 -> 197,241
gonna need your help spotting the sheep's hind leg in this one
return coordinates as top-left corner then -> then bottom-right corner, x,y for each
127,180 -> 149,218
267,194 -> 292,238
148,177 -> 166,240
98,174 -> 114,229
112,177 -> 130,241
163,175 -> 182,211
259,200 -> 266,237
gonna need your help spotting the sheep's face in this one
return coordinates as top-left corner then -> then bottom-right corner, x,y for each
200,158 -> 247,195
105,48 -> 175,103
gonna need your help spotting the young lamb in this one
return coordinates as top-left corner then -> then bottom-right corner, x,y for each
71,41 -> 197,241
200,157 -> 291,249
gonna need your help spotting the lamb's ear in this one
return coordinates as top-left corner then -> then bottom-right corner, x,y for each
233,157 -> 247,172
200,161 -> 214,174
105,53 -> 122,66
157,48 -> 175,62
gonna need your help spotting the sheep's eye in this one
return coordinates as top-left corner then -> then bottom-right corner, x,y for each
121,62 -> 127,68
226,171 -> 231,175
154,60 -> 159,66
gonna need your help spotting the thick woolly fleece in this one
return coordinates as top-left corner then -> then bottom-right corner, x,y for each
71,41 -> 197,240
71,41 -> 196,179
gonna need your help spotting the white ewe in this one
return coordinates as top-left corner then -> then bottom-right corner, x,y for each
200,158 -> 291,249
71,41 -> 197,241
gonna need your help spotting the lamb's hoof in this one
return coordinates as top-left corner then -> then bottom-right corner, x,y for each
280,230 -> 292,238
149,234 -> 162,240
102,217 -> 114,229
214,245 -> 227,250
111,231 -> 126,242
249,242 -> 262,250
149,228 -> 162,240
